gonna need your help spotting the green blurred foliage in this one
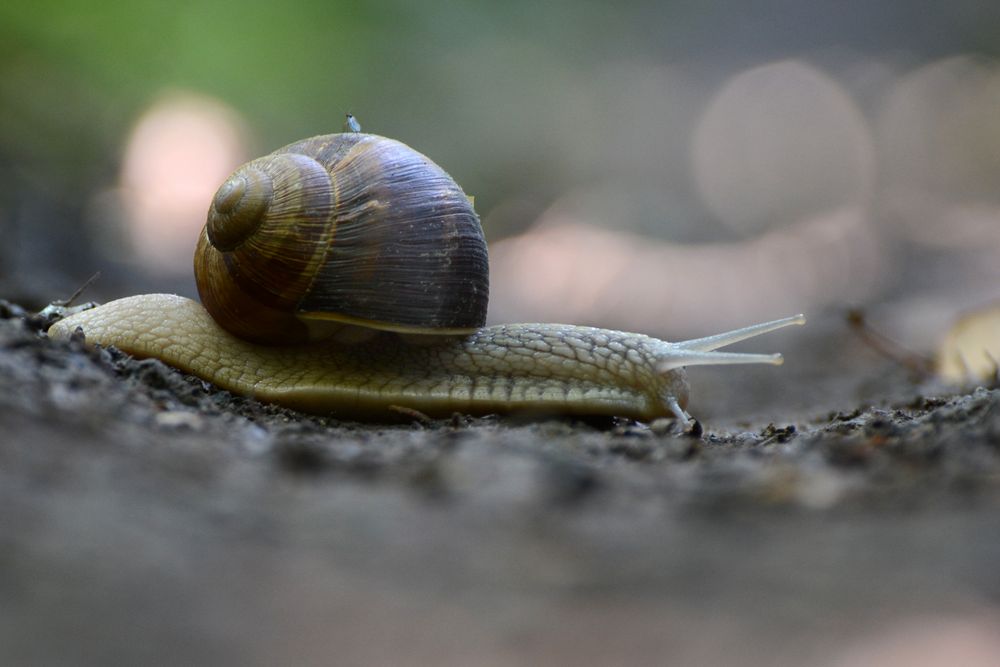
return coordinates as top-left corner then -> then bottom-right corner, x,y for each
1,1 -> 373,149
0,0 -> 630,228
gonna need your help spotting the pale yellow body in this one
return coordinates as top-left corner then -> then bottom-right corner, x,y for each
48,294 -> 693,421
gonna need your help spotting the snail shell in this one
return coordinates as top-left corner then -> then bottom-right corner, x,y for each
194,133 -> 489,344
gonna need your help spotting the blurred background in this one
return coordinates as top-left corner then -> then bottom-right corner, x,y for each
3,0 -> 1000,394
6,3 -> 1000,665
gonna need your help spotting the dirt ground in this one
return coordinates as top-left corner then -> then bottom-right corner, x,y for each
1,300 -> 999,666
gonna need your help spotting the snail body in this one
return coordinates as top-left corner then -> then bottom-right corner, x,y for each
48,128 -> 805,422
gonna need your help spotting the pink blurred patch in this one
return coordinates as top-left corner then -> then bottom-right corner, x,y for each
118,92 -> 248,275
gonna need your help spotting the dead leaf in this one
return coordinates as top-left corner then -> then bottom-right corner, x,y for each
937,302 -> 1000,383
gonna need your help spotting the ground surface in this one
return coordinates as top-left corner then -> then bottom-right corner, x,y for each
2,302 -> 999,666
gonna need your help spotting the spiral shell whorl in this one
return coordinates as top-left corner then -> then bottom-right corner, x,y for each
206,168 -> 272,251
196,152 -> 335,343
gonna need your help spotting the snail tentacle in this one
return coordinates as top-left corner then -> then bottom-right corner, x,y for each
670,314 -> 807,352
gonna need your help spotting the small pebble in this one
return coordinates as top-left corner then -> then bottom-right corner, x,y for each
155,410 -> 204,430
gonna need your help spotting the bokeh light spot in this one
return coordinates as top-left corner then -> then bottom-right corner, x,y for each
693,60 -> 875,235
118,92 -> 248,275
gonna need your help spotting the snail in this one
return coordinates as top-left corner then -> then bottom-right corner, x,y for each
48,123 -> 805,422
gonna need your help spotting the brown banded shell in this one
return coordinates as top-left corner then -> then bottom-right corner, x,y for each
194,133 -> 490,344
